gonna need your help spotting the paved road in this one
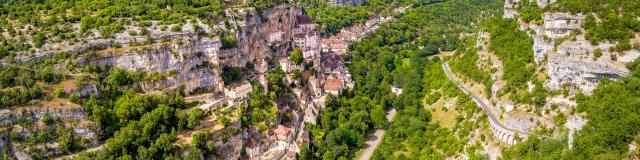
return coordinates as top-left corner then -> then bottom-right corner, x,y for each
358,108 -> 396,160
441,62 -> 529,136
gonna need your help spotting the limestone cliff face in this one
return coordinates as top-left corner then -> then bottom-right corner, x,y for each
85,4 -> 297,93
546,56 -> 628,92
222,4 -> 296,72
87,37 -> 224,93
0,107 -> 86,126
508,1 -> 635,94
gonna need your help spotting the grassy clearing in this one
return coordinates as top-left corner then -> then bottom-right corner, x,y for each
426,97 -> 459,129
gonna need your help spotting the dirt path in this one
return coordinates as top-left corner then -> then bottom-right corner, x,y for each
357,108 -> 396,160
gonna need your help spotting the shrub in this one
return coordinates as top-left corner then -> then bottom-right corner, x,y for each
593,48 -> 603,59
171,24 -> 183,32
69,93 -> 80,103
54,87 -> 65,98
221,35 -> 237,49
41,114 -> 54,125
32,33 -> 46,47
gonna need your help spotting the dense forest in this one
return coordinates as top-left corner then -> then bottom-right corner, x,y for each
0,62 -> 64,108
64,67 -> 215,159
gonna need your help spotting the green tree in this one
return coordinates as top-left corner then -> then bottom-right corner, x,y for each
371,105 -> 387,129
192,131 -> 209,150
290,48 -> 304,64
41,114 -> 54,125
187,108 -> 205,129
69,93 -> 80,103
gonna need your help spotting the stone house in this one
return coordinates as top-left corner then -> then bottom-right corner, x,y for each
283,151 -> 298,160
245,137 -> 261,160
323,78 -> 343,96
330,43 -> 347,55
279,58 -> 295,73
295,15 -> 315,34
293,34 -> 306,48
323,73 -> 346,96
224,81 -> 252,103
303,103 -> 319,125
309,76 -> 322,96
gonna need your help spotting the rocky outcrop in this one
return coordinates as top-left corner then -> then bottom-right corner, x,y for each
503,0 -> 519,19
513,8 -> 632,93
546,55 -> 628,92
535,0 -> 555,8
527,12 -> 585,63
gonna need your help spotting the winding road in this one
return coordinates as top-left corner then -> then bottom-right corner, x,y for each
441,62 -> 530,137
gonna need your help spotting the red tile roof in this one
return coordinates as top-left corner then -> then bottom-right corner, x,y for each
274,125 -> 292,141
323,78 -> 342,91
332,43 -> 347,49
